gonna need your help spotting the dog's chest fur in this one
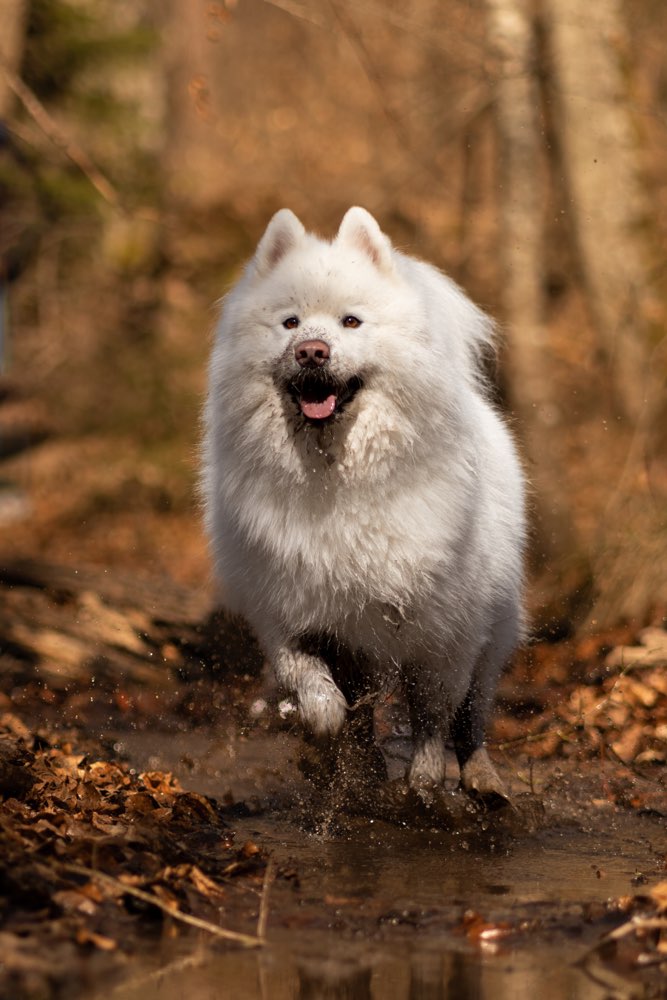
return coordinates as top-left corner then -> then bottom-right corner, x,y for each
225,432 -> 476,659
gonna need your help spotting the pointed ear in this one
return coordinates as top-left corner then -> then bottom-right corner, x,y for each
254,209 -> 305,277
336,207 -> 394,273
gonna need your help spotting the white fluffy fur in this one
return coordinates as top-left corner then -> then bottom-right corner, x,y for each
202,207 -> 526,791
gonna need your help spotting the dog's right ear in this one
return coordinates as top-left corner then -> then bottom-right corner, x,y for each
254,209 -> 305,277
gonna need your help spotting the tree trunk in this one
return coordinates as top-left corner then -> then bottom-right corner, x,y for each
485,0 -> 666,628
542,0 -> 666,627
542,0 -> 650,424
484,0 -> 581,592
0,0 -> 27,118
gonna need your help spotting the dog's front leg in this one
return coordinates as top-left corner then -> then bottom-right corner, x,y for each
273,646 -> 348,738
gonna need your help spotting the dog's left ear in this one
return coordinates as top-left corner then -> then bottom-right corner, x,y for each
336,207 -> 394,274
254,209 -> 305,277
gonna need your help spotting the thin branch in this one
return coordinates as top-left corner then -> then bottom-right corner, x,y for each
0,55 -> 120,208
590,915 -> 667,949
264,0 -> 486,64
257,858 -> 275,940
61,863 -> 264,949
326,0 -> 412,153
102,952 -> 208,999
262,0 -> 328,28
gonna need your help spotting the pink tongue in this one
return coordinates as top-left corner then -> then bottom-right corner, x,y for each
300,394 -> 337,420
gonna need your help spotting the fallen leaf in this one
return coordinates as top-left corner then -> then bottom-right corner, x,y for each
75,928 -> 118,951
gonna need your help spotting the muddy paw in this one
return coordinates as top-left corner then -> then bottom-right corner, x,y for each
407,738 -> 446,792
460,748 -> 511,810
298,675 -> 348,738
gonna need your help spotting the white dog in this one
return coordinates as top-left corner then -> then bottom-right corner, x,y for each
203,207 -> 526,802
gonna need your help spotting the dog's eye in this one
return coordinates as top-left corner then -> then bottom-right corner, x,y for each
283,316 -> 300,330
342,315 -> 362,329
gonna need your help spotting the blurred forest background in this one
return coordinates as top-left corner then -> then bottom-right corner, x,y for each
1,0 -> 666,636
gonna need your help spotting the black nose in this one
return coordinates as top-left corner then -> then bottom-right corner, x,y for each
294,339 -> 330,367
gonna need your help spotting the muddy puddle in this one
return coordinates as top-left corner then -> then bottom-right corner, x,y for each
98,721 -> 666,1000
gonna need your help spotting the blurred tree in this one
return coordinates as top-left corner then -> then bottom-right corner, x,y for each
484,0 -> 580,591
542,0 -> 665,627
543,0 -> 650,424
485,0 -> 665,627
0,0 -> 27,118
0,0 -> 29,372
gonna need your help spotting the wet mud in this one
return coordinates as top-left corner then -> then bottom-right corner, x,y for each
103,715 -> 667,1000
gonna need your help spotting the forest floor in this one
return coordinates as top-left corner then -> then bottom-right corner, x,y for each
1,403 -> 667,999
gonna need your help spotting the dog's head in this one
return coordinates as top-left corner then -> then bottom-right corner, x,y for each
222,208 -> 433,429
210,208 -> 494,477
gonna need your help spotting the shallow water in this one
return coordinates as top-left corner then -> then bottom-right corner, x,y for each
105,725 -> 664,1000
110,945 -> 640,1000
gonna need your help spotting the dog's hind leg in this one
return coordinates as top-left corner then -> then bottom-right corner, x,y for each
451,681 -> 508,806
404,664 -> 447,790
451,605 -> 520,806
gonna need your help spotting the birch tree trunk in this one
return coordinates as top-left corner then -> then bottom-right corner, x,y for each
484,0 -> 580,583
542,0 -> 649,424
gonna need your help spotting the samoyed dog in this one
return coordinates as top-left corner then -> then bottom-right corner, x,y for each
203,207 -> 526,802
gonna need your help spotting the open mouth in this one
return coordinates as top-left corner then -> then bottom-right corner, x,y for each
289,372 -> 362,423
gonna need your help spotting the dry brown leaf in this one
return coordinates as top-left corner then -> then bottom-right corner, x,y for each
90,813 -> 129,836
75,928 -> 118,951
78,591 -> 150,655
0,714 -> 32,741
53,889 -> 98,916
610,724 -> 645,764
649,881 -> 667,913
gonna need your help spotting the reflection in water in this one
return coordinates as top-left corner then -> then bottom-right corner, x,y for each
295,953 -> 486,1000
409,952 -> 450,1000
289,949 -> 621,1000
108,943 -> 636,1000
298,958 -> 372,1000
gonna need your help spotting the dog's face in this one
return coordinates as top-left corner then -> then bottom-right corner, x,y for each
223,207 -> 431,438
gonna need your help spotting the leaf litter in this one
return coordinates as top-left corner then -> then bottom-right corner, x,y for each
0,712 -> 267,997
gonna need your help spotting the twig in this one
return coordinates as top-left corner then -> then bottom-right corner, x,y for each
102,951 -> 209,998
257,858 -> 275,940
326,0 -> 412,154
604,916 -> 667,941
61,863 -> 263,949
491,725 -> 570,752
0,55 -> 120,208
581,913 -> 667,965
262,0 -> 327,28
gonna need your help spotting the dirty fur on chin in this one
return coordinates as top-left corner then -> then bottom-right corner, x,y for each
202,206 -> 526,804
